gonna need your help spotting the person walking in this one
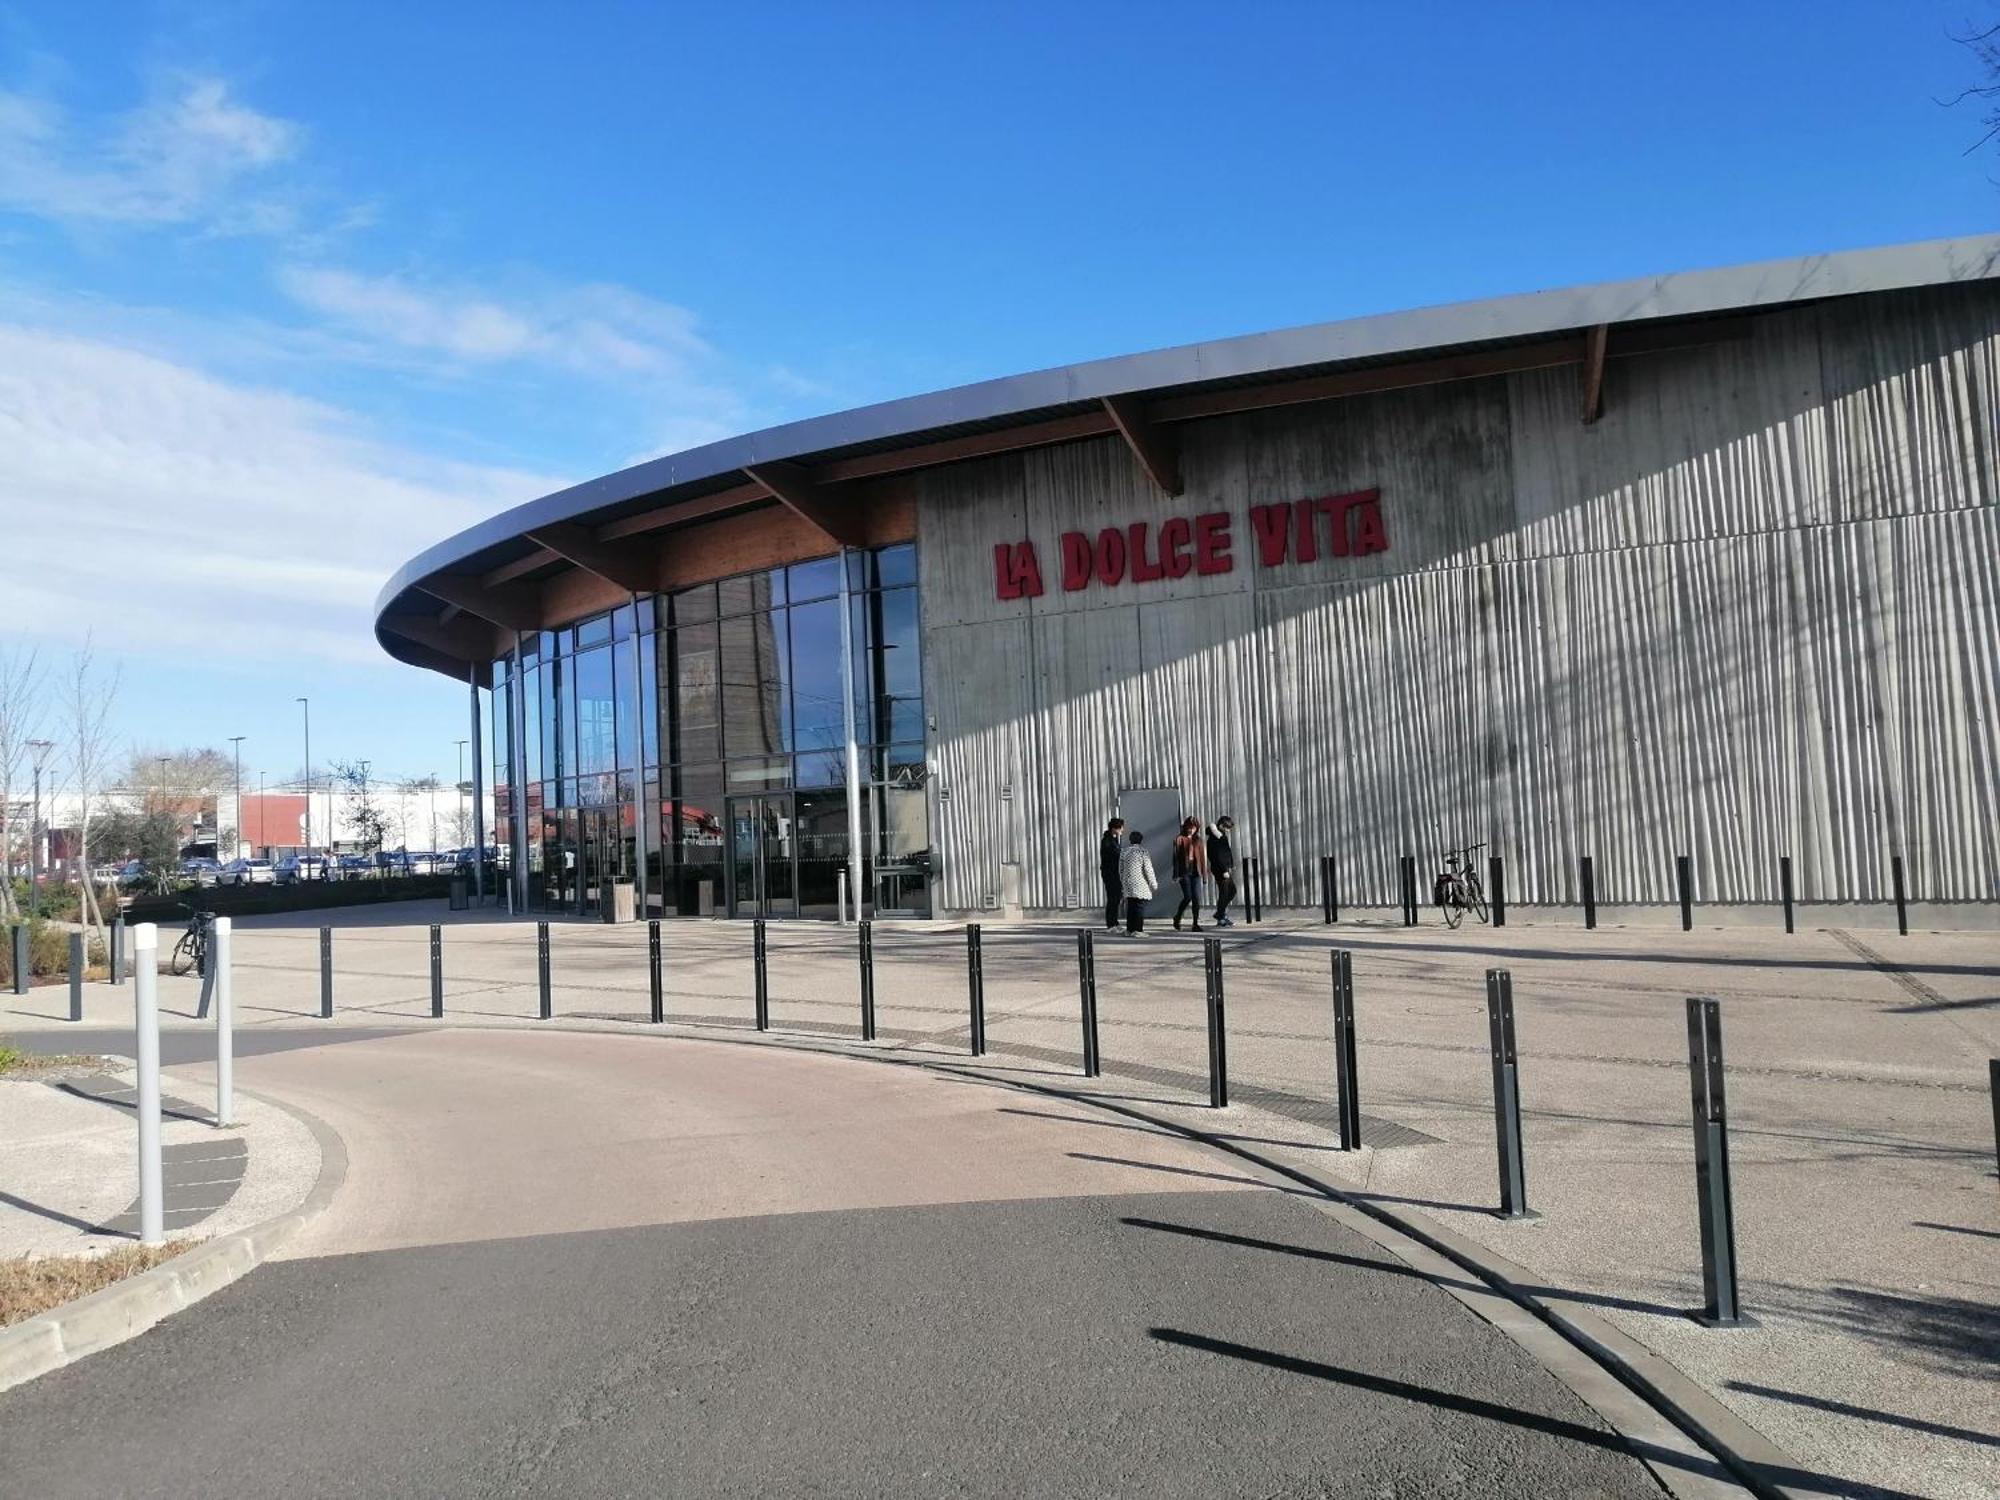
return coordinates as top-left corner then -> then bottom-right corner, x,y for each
1171,817 -> 1206,931
1120,829 -> 1159,936
1098,818 -> 1127,932
1206,816 -> 1238,928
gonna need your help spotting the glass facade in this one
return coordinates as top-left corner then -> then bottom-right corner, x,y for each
490,544 -> 927,919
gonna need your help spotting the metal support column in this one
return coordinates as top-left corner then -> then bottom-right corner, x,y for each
468,663 -> 486,906
837,548 -> 866,926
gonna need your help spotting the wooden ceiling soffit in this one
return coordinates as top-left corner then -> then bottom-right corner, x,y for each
525,521 -> 658,593
740,461 -> 868,548
1100,393 -> 1183,496
381,611 -> 502,664
416,574 -> 542,632
1581,324 -> 1610,425
595,481 -> 774,542
482,547 -> 561,588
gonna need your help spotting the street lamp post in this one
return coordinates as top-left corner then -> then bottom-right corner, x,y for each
228,736 -> 245,862
296,698 -> 312,871
26,739 -> 52,920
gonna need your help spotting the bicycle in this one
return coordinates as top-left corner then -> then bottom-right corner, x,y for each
1432,843 -> 1489,929
170,905 -> 214,978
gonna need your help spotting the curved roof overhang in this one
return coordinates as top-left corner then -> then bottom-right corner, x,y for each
375,233 -> 2000,682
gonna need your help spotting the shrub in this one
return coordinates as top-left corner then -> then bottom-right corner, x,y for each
0,920 -> 108,983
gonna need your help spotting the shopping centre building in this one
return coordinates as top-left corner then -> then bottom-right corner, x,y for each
375,236 -> 1999,922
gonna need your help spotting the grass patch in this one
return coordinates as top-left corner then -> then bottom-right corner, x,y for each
0,1241 -> 194,1329
0,1049 -> 102,1076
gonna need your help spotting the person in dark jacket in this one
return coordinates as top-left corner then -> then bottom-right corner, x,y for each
1206,817 -> 1237,928
1099,818 -> 1127,932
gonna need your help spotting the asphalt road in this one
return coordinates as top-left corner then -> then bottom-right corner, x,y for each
0,1030 -> 1668,1498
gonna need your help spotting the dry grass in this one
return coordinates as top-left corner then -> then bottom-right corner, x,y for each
0,1049 -> 103,1076
0,1241 -> 194,1329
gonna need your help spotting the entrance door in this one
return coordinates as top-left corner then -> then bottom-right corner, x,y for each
1116,786 -> 1184,919
726,794 -> 797,918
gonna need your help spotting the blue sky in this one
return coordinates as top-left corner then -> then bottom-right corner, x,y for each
0,1 -> 1993,793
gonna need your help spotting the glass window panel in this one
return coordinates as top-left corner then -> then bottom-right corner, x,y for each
850,594 -> 875,746
787,598 -> 845,755
719,611 -> 786,758
883,741 -> 927,788
795,748 -> 844,788
560,776 -> 577,809
613,638 -> 639,772
638,629 -> 659,770
718,569 -> 785,616
576,612 -> 612,648
519,632 -> 540,662
726,756 -> 790,791
612,604 -> 634,642
787,555 -> 842,602
636,596 -> 656,634
561,655 -> 580,785
574,646 -> 616,776
538,659 -> 560,784
671,584 -> 715,625
642,777 -> 662,913
579,772 -> 616,808
672,763 -> 725,916
877,587 -> 922,743
794,788 -> 848,915
847,550 -> 872,592
491,678 -> 512,795
875,543 -> 917,587
537,630 -> 557,659
674,622 -> 720,765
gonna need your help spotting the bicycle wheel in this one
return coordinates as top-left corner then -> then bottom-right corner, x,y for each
169,930 -> 198,977
1440,878 -> 1464,928
1464,873 -> 1489,925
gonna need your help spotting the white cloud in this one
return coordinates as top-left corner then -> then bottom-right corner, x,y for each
278,266 -> 712,376
0,322 -> 566,666
0,76 -> 302,231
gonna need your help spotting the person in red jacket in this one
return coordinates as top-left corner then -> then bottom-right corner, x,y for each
1171,817 -> 1206,931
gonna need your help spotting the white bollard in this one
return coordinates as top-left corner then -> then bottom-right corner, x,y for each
213,917 -> 234,1128
132,923 -> 164,1246
837,869 -> 850,927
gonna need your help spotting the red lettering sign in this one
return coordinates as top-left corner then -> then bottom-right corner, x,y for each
992,492 -> 1384,600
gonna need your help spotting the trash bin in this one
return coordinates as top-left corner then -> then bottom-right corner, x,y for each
603,879 -> 636,924
449,876 -> 469,911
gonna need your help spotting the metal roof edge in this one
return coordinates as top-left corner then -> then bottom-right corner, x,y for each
374,232 -> 2000,624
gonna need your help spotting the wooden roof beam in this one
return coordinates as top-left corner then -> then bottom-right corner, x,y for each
595,481 -> 775,541
380,611 -> 505,665
416,574 -> 543,633
525,521 -> 659,593
740,461 -> 868,548
1581,323 -> 1609,425
482,547 -> 561,588
1101,393 -> 1183,496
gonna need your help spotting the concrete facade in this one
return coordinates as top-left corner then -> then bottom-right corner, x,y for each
915,283 -> 1999,913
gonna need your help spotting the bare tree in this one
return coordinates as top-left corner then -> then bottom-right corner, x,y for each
65,639 -> 121,944
1944,20 -> 2000,162
0,645 -> 43,922
332,760 -> 391,854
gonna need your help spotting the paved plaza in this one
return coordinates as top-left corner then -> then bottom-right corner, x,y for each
4,900 -> 1996,1497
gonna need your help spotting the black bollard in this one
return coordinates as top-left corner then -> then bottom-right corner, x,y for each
858,920 -> 876,1041
1779,855 -> 1795,935
966,924 -> 986,1057
1989,1059 -> 1999,1182
1320,856 -> 1337,924
319,926 -> 334,1018
1077,929 -> 1101,1077
1400,855 -> 1418,926
536,921 -> 551,1019
1332,949 -> 1360,1150
9,924 -> 26,997
1489,854 -> 1506,928
1891,855 -> 1908,937
1687,997 -> 1751,1326
1204,937 -> 1229,1108
1580,855 -> 1597,930
111,918 -> 125,985
753,918 -> 769,1031
648,919 -> 664,1024
429,924 -> 443,1018
69,930 -> 84,1023
1253,857 -> 1264,923
1486,970 -> 1534,1219
1677,854 -> 1693,932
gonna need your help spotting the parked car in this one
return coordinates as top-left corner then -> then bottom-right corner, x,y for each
274,854 -> 332,883
222,858 -> 276,885
338,854 -> 375,878
180,857 -> 225,887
